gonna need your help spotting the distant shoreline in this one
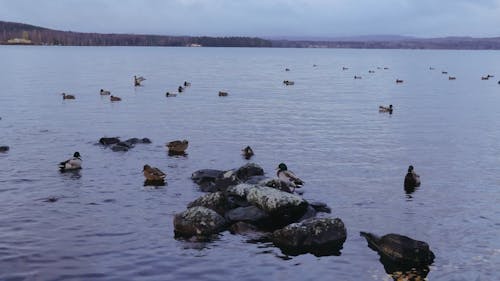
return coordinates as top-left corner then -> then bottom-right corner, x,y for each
3,20 -> 500,50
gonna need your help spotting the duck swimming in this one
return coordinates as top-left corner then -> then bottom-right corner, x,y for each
242,146 -> 254,160
218,91 -> 228,96
100,89 -> 111,95
59,152 -> 82,172
134,75 -> 146,86
110,95 -> 121,102
62,93 -> 75,100
166,140 -> 189,155
379,104 -> 393,114
143,164 -> 166,183
404,165 -> 421,189
276,163 -> 304,191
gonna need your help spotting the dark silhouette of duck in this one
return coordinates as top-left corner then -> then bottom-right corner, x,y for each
241,146 -> 254,160
62,93 -> 75,100
396,79 -> 404,83
379,104 -> 393,114
218,91 -> 228,96
404,165 -> 421,189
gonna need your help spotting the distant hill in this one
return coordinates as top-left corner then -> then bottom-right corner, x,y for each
2,20 -> 500,50
0,21 -> 272,47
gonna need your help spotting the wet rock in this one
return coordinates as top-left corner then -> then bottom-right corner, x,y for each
225,206 -> 269,224
298,205 -> 317,221
246,186 -> 307,215
174,207 -> 227,238
141,138 -> 152,144
111,145 -> 129,152
0,146 -> 9,152
272,218 -> 347,256
191,169 -> 225,185
187,192 -> 230,216
226,183 -> 254,198
99,137 -> 120,145
245,175 -> 271,185
360,232 -> 435,267
229,221 -> 260,235
235,163 -> 264,182
115,141 -> 133,148
309,201 -> 332,213
124,137 -> 140,145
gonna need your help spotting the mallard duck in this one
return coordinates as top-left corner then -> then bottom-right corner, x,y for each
285,68 -> 290,71
242,146 -> 254,160
481,76 -> 489,80
143,164 -> 166,182
283,80 -> 295,85
218,91 -> 228,96
110,95 -> 121,102
396,79 -> 404,83
166,92 -> 177,97
276,163 -> 304,191
183,81 -> 191,87
59,152 -> 82,172
0,146 -> 9,152
178,86 -> 184,93
342,67 -> 349,70
448,76 -> 456,80
404,165 -> 421,188
354,76 -> 362,79
62,93 -> 75,100
379,104 -> 393,114
368,70 -> 375,73
100,89 -> 111,95
166,140 -> 188,154
134,75 -> 145,86
442,71 -> 448,74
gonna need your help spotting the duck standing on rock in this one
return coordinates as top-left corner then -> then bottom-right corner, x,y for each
404,165 -> 421,189
59,152 -> 82,172
242,146 -> 254,160
143,164 -> 166,185
276,163 -> 304,192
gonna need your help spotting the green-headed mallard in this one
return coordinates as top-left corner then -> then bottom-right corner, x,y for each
59,152 -> 82,172
276,163 -> 304,191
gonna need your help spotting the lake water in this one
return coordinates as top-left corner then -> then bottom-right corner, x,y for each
1,46 -> 500,280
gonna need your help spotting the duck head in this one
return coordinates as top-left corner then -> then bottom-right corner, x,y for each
408,165 -> 414,172
143,164 -> 151,171
277,163 -> 288,171
73,152 -> 81,158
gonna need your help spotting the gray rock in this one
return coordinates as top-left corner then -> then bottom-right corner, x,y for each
191,169 -> 225,185
226,183 -> 255,198
235,163 -> 264,182
125,137 -> 140,145
99,137 -> 120,145
111,145 -> 129,152
272,217 -> 347,256
173,207 -> 227,238
225,206 -> 269,223
187,192 -> 229,216
309,201 -> 332,213
246,186 -> 307,215
360,232 -> 435,267
141,138 -> 152,144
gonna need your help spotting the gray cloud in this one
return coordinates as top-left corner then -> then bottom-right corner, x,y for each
0,0 -> 499,37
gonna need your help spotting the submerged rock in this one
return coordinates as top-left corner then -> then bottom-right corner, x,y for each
99,137 -> 120,145
309,201 -> 332,213
191,169 -> 225,185
111,145 -> 129,152
360,232 -> 435,267
272,217 -> 347,256
173,207 -> 227,238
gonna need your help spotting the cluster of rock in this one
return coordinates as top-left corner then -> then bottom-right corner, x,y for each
173,162 -> 436,277
173,163 -> 346,256
98,137 -> 151,152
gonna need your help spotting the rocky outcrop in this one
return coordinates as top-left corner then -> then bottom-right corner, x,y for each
98,137 -> 151,152
191,163 -> 264,192
173,207 -> 227,238
272,218 -> 346,256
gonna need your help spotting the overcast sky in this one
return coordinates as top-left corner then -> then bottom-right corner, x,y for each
1,0 -> 500,38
